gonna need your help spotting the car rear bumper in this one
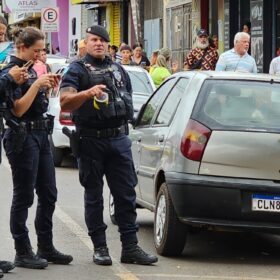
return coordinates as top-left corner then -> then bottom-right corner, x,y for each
165,172 -> 280,232
52,126 -> 71,148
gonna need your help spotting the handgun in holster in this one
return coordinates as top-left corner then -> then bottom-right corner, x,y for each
62,126 -> 80,158
6,119 -> 27,154
46,114 -> 55,134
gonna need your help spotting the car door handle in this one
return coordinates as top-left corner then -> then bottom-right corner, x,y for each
158,135 -> 165,143
137,136 -> 142,142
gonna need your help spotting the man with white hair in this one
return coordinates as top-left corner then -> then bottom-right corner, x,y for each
215,32 -> 257,73
184,29 -> 219,70
269,53 -> 280,75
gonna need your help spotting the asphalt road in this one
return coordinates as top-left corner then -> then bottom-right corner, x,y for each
1,154 -> 280,280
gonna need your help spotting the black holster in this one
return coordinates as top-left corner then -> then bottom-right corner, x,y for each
46,114 -> 55,134
62,127 -> 80,158
6,119 -> 27,154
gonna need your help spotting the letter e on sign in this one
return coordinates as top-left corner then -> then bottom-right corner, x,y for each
41,7 -> 59,33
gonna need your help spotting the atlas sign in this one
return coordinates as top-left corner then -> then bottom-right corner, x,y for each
3,0 -> 56,13
41,7 -> 59,33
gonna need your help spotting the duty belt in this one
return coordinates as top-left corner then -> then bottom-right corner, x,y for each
80,124 -> 127,138
26,119 -> 50,131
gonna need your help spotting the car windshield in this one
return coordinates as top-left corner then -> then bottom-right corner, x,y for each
193,79 -> 280,132
126,70 -> 154,95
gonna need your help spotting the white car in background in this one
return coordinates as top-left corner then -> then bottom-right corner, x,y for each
46,54 -> 68,73
48,65 -> 155,166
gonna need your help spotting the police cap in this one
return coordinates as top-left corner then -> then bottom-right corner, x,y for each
86,25 -> 110,42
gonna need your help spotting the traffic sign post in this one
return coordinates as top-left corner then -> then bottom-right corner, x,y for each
41,7 -> 59,33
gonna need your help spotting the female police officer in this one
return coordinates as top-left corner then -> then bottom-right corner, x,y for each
2,26 -> 73,269
60,25 -> 157,266
0,66 -> 28,278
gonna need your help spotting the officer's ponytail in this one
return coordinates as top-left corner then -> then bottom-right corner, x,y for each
11,26 -> 44,48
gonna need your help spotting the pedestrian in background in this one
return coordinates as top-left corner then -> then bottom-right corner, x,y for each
151,47 -> 177,88
242,22 -> 251,34
60,25 -> 158,266
184,29 -> 219,70
0,65 -> 28,278
269,55 -> 280,75
115,41 -> 126,63
277,47 -> 280,57
0,16 -> 13,64
78,39 -> 87,58
119,45 -> 136,65
211,34 -> 219,50
109,45 -> 118,61
132,42 -> 150,68
68,39 -> 87,63
2,26 -> 73,269
215,32 -> 257,73
149,49 -> 159,74
33,48 -> 51,77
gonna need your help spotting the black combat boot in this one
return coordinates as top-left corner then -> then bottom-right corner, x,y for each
0,269 -> 3,278
121,244 -> 158,265
0,261 -> 15,273
14,247 -> 48,269
37,244 -> 73,265
93,246 -> 112,265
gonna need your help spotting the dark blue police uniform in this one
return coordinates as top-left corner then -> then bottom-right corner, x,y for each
2,56 -> 57,253
60,54 -> 139,249
0,72 -> 16,164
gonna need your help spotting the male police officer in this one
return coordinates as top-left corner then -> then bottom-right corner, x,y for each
0,66 -> 28,278
60,25 -> 158,266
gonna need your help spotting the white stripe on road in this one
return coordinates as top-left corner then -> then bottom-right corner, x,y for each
54,205 -> 139,280
133,275 -> 279,280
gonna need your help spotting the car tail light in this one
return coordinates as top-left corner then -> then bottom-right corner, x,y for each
59,110 -> 74,126
180,119 -> 212,161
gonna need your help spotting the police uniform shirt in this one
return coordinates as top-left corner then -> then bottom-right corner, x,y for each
2,56 -> 47,121
60,54 -> 133,127
0,73 -> 16,95
2,56 -> 35,103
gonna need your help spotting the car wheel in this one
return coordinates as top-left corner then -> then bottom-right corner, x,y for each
154,182 -> 187,256
49,136 -> 65,167
109,193 -> 117,225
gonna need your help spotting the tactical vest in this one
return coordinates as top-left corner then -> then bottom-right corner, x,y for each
2,62 -> 49,121
21,69 -> 49,119
73,58 -> 134,128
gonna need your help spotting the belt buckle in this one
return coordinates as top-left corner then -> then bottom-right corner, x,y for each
116,127 -> 121,136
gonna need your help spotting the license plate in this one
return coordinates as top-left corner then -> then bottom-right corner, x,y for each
252,194 -> 280,212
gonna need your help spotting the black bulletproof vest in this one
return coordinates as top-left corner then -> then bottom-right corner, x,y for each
3,58 -> 49,121
73,57 -> 134,128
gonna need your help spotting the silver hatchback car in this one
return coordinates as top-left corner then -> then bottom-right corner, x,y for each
129,71 -> 280,256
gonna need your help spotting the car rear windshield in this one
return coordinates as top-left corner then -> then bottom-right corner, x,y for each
127,71 -> 154,95
192,79 -> 280,132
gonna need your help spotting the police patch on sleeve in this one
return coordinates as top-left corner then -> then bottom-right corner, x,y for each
113,70 -> 122,82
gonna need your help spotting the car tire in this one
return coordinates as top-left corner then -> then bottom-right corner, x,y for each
109,193 -> 117,225
49,136 -> 65,167
154,182 -> 187,256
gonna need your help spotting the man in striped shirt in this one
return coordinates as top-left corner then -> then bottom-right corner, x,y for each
215,32 -> 257,73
